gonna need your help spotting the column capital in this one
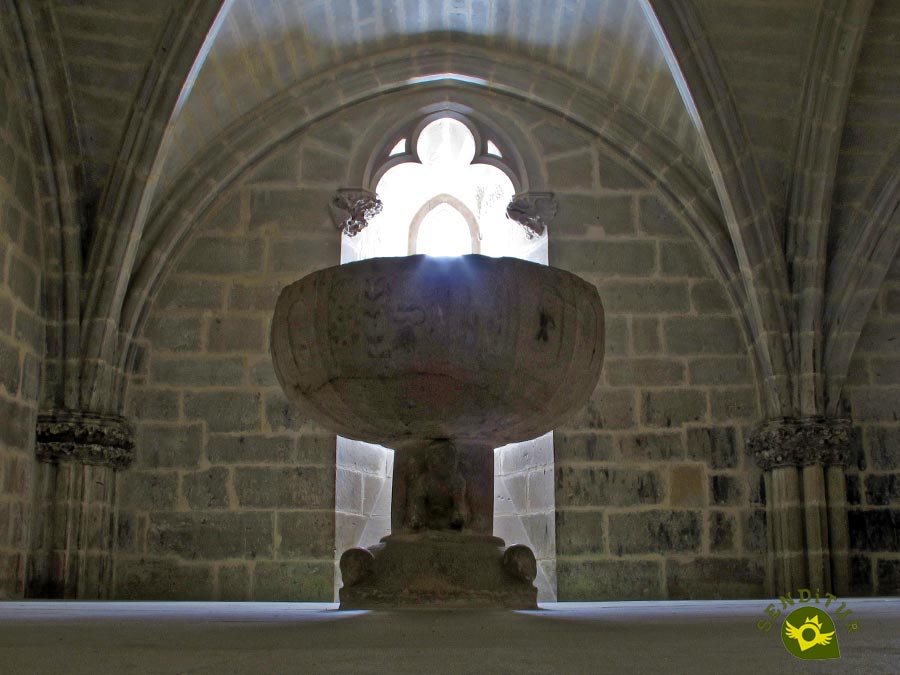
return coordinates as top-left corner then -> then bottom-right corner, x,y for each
36,410 -> 135,470
330,188 -> 383,237
748,416 -> 852,470
506,191 -> 558,239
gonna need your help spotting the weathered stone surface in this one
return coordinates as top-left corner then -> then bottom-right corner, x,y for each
142,316 -> 201,352
573,389 -> 636,429
868,427 -> 900,470
557,466 -> 662,507
183,468 -> 230,509
0,339 -> 19,395
126,389 -> 179,421
710,474 -> 743,506
136,424 -> 203,468
119,471 -> 178,510
642,390 -> 707,427
666,559 -> 765,599
660,241 -> 708,277
664,317 -> 743,355
638,196 -> 684,237
267,239 -> 336,274
669,465 -> 705,507
115,558 -> 214,600
605,358 -> 685,386
554,193 -> 633,237
690,281 -> 732,314
546,152 -> 593,190
710,388 -> 757,421
557,559 -> 662,600
601,280 -> 692,314
150,356 -> 244,387
207,434 -> 291,464
608,510 -> 701,554
147,512 -> 273,560
632,317 -> 661,354
218,565 -> 251,601
207,317 -> 265,352
877,559 -> 900,594
552,240 -> 655,276
184,392 -> 261,432
271,255 -> 604,447
848,509 -> 900,551
687,427 -> 739,469
155,278 -> 223,310
620,432 -> 684,461
301,147 -> 347,183
556,510 -> 604,555
553,432 -> 616,462
688,357 -> 752,386
278,511 -> 334,559
254,561 -> 334,601
234,467 -> 333,509
177,237 -> 263,275
709,511 -> 736,552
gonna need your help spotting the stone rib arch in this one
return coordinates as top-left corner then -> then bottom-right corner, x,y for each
641,0 -> 795,418
76,0 -> 229,414
119,43 -> 743,384
784,0 -> 873,417
825,150 -> 900,414
1,0 -> 79,409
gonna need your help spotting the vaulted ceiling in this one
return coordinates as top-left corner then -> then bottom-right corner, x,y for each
6,0 -> 900,418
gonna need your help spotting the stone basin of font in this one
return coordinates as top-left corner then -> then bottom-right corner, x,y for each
271,254 -> 605,608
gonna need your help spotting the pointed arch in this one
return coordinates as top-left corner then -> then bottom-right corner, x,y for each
641,0 -> 794,417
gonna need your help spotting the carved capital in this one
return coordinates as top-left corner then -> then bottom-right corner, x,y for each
330,188 -> 383,237
505,192 -> 558,239
36,410 -> 135,470
748,417 -> 852,470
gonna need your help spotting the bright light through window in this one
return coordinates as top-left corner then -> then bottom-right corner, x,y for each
389,138 -> 406,156
416,203 -> 472,256
341,115 -> 547,265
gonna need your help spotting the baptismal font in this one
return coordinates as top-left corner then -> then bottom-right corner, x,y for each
271,254 -> 604,608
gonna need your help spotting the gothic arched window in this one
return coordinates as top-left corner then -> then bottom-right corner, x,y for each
340,114 -> 546,264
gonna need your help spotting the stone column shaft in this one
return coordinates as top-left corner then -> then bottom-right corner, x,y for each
826,465 -> 851,596
766,467 -> 806,593
27,411 -> 133,599
802,464 -> 831,592
750,417 -> 852,596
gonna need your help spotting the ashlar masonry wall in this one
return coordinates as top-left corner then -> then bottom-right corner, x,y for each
117,119 -> 348,600
121,90 -> 768,601
525,110 -> 769,600
0,48 -> 44,599
843,251 -> 900,595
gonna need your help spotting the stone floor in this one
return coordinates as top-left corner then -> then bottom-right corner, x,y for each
1,599 -> 898,673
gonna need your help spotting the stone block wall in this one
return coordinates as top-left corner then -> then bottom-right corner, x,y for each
0,53 -> 43,599
335,438 -> 392,593
118,122 -> 350,600
843,252 -> 900,595
495,433 -> 556,601
525,111 -> 768,600
122,91 -> 768,601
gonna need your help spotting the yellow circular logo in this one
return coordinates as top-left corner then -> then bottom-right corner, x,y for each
781,607 -> 840,660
